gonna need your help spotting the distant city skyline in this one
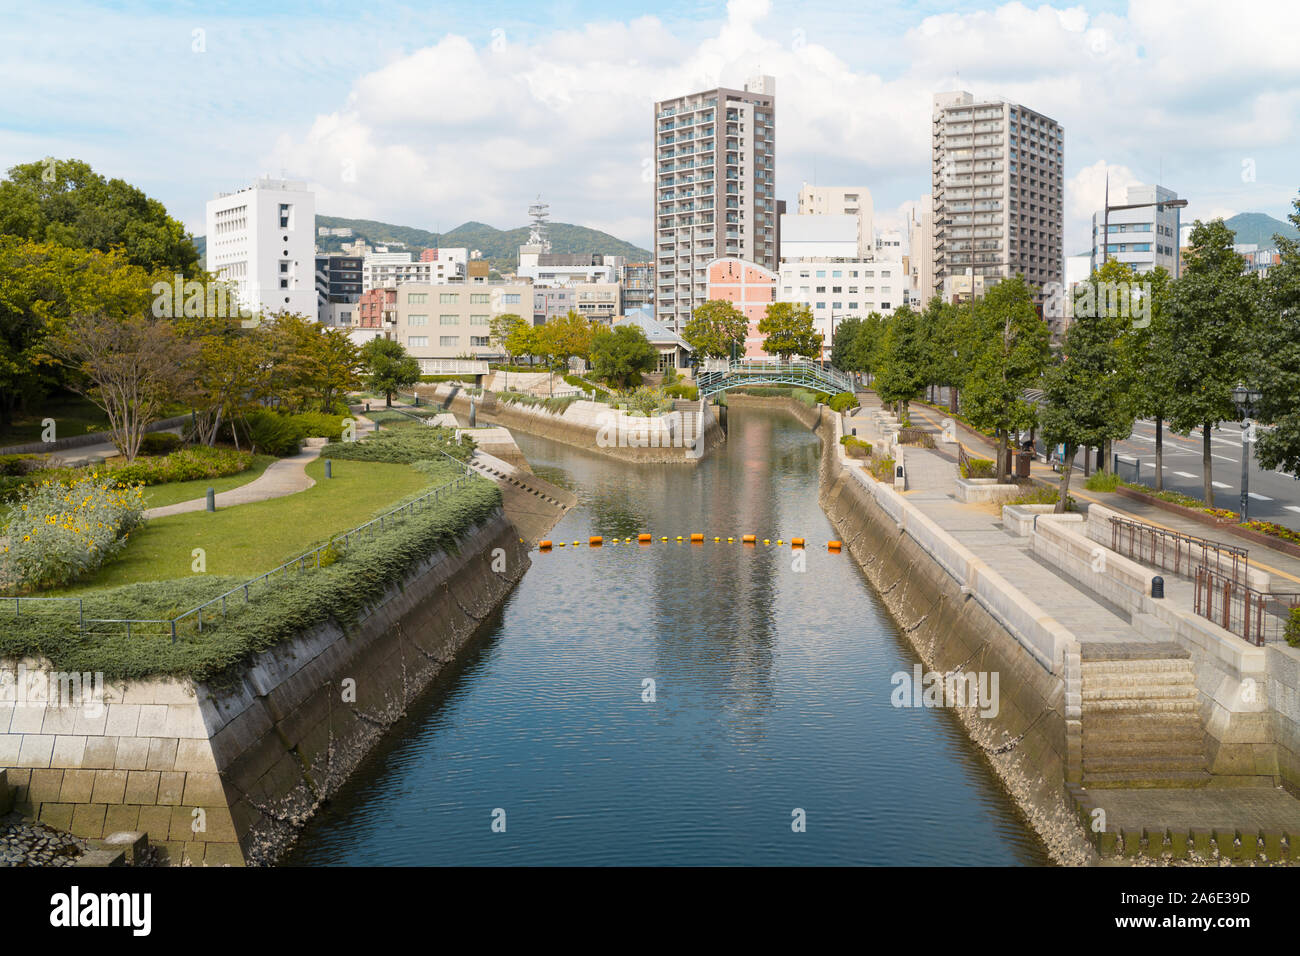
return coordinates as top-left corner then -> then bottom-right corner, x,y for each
3,0 -> 1298,257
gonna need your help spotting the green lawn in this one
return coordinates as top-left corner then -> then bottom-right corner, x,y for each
142,454 -> 277,509
0,395 -> 108,445
54,458 -> 433,592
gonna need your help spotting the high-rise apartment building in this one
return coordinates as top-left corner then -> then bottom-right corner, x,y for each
205,178 -> 316,318
654,75 -> 776,333
931,92 -> 1063,302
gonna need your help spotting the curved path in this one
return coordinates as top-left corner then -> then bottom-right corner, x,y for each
143,440 -> 328,519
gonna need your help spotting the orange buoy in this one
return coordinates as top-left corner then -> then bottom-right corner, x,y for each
690,533 -> 704,543
638,533 -> 652,544
828,540 -> 842,551
539,540 -> 552,550
742,534 -> 757,545
589,536 -> 603,547
791,537 -> 806,549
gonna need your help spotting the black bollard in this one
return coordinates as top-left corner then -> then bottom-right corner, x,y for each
1151,575 -> 1165,599
206,487 -> 215,512
325,460 -> 332,479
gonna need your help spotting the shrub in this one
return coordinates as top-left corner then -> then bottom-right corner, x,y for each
106,447 -> 252,486
1242,520 -> 1300,546
840,436 -> 871,459
288,411 -> 347,442
244,410 -> 304,457
564,374 -> 610,399
1084,471 -> 1121,492
322,424 -> 474,464
664,383 -> 700,401
827,392 -> 856,413
1286,607 -> 1300,648
1,473 -> 146,590
1007,486 -> 1075,510
960,457 -> 996,479
138,432 -> 183,455
623,387 -> 669,417
867,454 -> 896,482
0,454 -> 49,476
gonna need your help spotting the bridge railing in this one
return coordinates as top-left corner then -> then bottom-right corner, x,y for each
696,359 -> 853,397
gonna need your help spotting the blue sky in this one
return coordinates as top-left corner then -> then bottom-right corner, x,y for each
1,0 -> 1297,254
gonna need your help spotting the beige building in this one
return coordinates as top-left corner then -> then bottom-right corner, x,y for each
907,195 -> 935,307
931,91 -> 1063,302
797,184 -> 874,257
392,281 -> 532,365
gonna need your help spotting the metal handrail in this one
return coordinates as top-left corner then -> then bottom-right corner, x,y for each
1194,564 -> 1300,646
5,451 -> 475,644
697,358 -> 853,399
1109,514 -> 1249,585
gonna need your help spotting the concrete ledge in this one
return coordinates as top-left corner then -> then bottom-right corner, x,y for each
956,477 -> 1023,504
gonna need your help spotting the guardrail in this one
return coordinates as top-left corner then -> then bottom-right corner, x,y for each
1194,564 -> 1300,646
1109,514 -> 1249,585
3,451 -> 475,643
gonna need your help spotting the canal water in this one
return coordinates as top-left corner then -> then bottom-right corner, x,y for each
285,404 -> 1049,865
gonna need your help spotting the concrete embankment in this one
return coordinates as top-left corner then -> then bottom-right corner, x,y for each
805,401 -> 1094,865
419,384 -> 725,464
0,431 -> 581,867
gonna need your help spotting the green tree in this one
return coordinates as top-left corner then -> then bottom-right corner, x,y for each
1164,219 -> 1260,507
0,158 -> 200,275
830,315 -> 861,371
590,324 -> 657,388
361,336 -> 421,406
175,314 -> 267,447
489,312 -> 526,387
1253,192 -> 1300,475
1116,265 -> 1174,489
684,299 -> 748,359
1040,260 -> 1143,511
961,276 -> 1052,478
536,310 -> 596,395
265,313 -> 363,413
874,305 -> 928,420
758,301 -> 822,361
503,320 -> 540,371
850,312 -> 889,380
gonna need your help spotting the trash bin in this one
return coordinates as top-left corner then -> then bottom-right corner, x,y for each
1016,450 -> 1033,478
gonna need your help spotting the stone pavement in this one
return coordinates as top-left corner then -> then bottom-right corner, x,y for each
852,393 -> 1154,649
1095,787 -> 1300,833
143,442 -> 325,519
900,400 -> 1300,590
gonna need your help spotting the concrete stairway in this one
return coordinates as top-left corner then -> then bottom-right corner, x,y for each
1080,645 -> 1209,789
672,400 -> 702,444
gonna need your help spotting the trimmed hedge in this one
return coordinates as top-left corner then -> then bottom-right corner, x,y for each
827,392 -> 856,413
839,435 -> 871,459
0,471 -> 502,682
322,423 -> 474,463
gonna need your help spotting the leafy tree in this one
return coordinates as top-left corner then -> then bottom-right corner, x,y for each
874,305 -> 928,420
758,301 -> 822,361
0,158 -> 199,275
361,336 -> 421,406
1040,260 -> 1143,511
1164,219 -> 1259,507
830,315 -> 861,370
503,320 -> 540,370
684,299 -> 747,358
850,312 -> 889,380
0,236 -> 155,429
1253,192 -> 1300,475
536,310 -> 596,395
174,314 -> 267,447
489,312 -> 526,386
48,313 -> 196,461
590,324 -> 657,388
265,313 -> 362,413
961,276 -> 1052,477
924,296 -> 974,412
1116,265 -> 1174,489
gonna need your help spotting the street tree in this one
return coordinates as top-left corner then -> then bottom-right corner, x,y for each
1253,192 -> 1300,476
591,324 -> 658,388
873,305 -> 928,420
683,299 -> 748,359
1164,219 -> 1260,508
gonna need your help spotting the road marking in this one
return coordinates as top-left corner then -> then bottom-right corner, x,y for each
1248,493 -> 1272,501
1212,481 -> 1231,489
1288,506 -> 1300,514
1173,471 -> 1197,479
1212,455 -> 1236,463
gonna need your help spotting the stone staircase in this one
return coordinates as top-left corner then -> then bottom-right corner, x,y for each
1080,644 -> 1209,788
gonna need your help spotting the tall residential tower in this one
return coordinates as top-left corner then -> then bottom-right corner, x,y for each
654,75 -> 776,333
930,92 -> 1063,303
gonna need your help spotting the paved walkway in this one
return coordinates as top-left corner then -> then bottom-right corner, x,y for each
41,428 -> 184,468
851,394 -> 1153,649
899,399 -> 1300,589
143,442 -> 326,519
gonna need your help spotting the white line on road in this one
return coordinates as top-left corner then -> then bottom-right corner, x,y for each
1288,506 -> 1300,515
1174,471 -> 1197,479
1212,481 -> 1231,489
1248,493 -> 1273,501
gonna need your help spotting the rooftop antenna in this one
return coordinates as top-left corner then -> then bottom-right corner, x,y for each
528,195 -> 551,252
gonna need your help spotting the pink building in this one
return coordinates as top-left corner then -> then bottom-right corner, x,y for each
706,258 -> 776,358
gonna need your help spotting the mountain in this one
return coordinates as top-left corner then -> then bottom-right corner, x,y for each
1224,212 -> 1298,250
314,215 -> 651,270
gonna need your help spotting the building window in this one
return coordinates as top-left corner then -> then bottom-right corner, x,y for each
439,293 -> 459,304
440,315 -> 459,325
408,293 -> 428,304
408,336 -> 428,347
470,293 -> 490,304
470,336 -> 490,347
439,336 -> 459,347
470,314 -> 489,326
408,314 -> 428,327
279,203 -> 291,229
502,294 -> 521,304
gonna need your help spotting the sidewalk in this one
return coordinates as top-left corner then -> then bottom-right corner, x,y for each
143,442 -> 325,519
901,399 -> 1300,589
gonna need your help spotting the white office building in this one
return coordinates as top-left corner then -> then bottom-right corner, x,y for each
518,249 -> 624,285
205,178 -> 316,318
361,250 -> 468,290
1090,183 -> 1182,277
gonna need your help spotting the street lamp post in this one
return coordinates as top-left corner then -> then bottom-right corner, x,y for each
1232,383 -> 1263,521
1099,174 -> 1188,270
